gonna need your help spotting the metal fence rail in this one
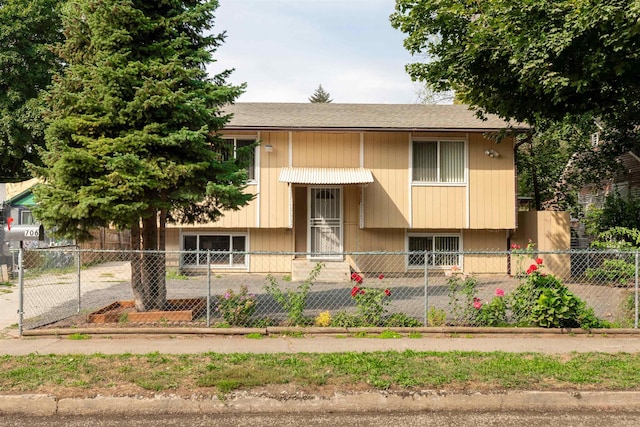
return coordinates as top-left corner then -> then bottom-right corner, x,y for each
12,248 -> 640,334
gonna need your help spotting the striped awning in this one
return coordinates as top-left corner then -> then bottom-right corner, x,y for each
278,167 -> 374,185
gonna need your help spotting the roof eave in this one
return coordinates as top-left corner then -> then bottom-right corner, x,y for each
224,126 -> 530,133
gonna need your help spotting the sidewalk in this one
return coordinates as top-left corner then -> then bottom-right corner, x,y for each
2,329 -> 640,355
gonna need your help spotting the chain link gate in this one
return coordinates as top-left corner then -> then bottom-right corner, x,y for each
12,248 -> 640,334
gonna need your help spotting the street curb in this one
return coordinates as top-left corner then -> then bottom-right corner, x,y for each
2,391 -> 640,416
19,326 -> 640,338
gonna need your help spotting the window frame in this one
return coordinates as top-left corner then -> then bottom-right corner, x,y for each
181,232 -> 249,269
410,138 -> 468,186
222,136 -> 258,184
406,233 -> 462,269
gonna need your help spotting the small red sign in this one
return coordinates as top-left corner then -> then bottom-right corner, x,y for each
6,217 -> 13,231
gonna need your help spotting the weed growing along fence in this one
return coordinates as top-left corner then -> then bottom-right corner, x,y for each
10,248 -> 640,334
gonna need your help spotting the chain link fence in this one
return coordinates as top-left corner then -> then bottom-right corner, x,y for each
10,248 -> 640,334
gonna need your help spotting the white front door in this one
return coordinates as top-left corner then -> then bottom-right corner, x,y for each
309,187 -> 342,259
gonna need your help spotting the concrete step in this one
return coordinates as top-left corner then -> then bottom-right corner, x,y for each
291,259 -> 351,283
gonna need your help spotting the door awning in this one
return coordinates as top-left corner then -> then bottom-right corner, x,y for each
278,167 -> 374,185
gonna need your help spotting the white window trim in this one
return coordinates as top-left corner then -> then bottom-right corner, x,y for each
222,135 -> 259,185
405,232 -> 463,270
180,231 -> 249,270
410,137 -> 468,186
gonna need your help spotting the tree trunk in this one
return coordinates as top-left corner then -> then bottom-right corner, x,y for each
130,220 -> 144,310
132,210 -> 167,311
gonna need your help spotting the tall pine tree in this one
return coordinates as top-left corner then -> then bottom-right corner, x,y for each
308,84 -> 332,103
33,0 -> 251,311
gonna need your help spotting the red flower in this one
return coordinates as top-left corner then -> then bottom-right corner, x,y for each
495,288 -> 505,297
384,289 -> 391,297
473,297 -> 482,310
351,286 -> 360,297
351,272 -> 363,284
511,243 -> 521,250
535,258 -> 543,265
378,274 -> 385,280
526,264 -> 538,274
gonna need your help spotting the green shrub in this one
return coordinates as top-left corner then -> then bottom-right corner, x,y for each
446,276 -> 479,325
350,285 -> 392,326
476,293 -> 508,327
265,263 -> 322,326
330,311 -> 363,327
384,312 -> 422,327
216,285 -> 257,326
427,307 -> 447,326
585,258 -> 635,286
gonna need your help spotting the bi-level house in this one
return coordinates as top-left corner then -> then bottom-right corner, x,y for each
166,103 -> 527,278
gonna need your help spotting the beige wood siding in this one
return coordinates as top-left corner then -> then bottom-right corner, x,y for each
363,132 -> 409,228
259,132 -> 290,228
463,229 -> 508,274
412,186 -> 466,228
345,228 -> 406,274
250,229 -> 292,273
468,134 -> 516,229
292,132 -> 360,167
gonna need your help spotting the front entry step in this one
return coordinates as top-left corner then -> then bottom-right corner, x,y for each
291,259 -> 351,282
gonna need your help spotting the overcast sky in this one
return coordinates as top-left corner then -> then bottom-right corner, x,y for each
209,0 -> 420,104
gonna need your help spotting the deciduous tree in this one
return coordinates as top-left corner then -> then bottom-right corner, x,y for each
0,0 -> 62,181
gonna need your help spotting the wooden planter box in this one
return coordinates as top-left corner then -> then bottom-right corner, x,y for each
88,298 -> 206,323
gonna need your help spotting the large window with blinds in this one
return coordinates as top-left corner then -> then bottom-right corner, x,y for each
412,140 -> 465,183
407,234 -> 460,267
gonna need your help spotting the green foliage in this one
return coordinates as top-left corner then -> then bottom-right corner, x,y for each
308,84 -> 332,103
0,0 -> 62,181
476,295 -> 508,327
330,311 -> 363,328
585,258 -> 635,286
446,276 -> 478,325
511,260 -> 605,330
426,307 -> 447,327
350,285 -> 392,326
391,0 -> 640,125
585,193 -> 640,237
384,313 -> 423,328
585,227 -> 638,287
30,0 -> 250,311
265,263 -> 322,326
510,270 -> 565,326
530,287 -> 581,328
216,286 -> 257,327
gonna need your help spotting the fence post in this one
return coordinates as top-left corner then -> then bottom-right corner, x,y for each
635,251 -> 639,330
76,249 -> 82,314
17,245 -> 24,337
424,251 -> 429,326
206,250 -> 211,327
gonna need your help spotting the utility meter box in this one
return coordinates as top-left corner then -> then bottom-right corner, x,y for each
3,224 -> 45,242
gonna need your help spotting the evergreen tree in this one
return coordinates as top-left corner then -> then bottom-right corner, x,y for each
308,85 -> 332,103
0,0 -> 62,181
32,0 -> 251,311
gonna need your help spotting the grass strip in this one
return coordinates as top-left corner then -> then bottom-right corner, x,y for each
1,351 -> 640,395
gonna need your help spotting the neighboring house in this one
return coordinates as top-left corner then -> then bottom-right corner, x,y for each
165,103 -> 527,277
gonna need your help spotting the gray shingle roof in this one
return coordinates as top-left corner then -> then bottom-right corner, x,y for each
224,103 -> 526,131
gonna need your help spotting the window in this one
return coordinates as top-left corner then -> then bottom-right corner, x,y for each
413,140 -> 465,183
182,233 -> 247,267
408,235 -> 460,267
20,210 -> 35,225
223,137 -> 256,181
